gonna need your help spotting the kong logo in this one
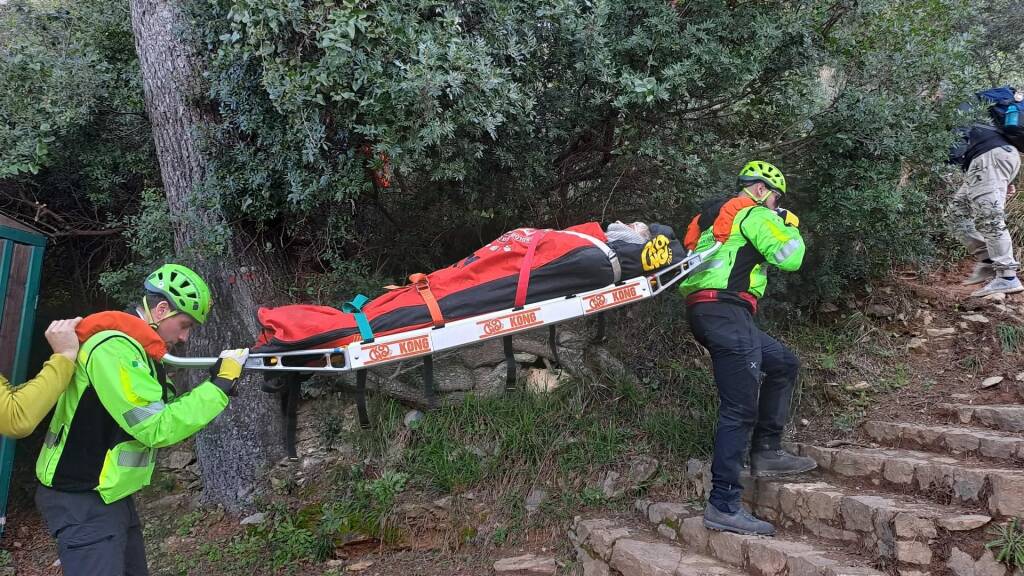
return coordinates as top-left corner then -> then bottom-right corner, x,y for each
584,283 -> 643,313
483,319 -> 504,335
368,344 -> 392,362
363,335 -> 433,365
477,309 -> 543,338
398,336 -> 431,355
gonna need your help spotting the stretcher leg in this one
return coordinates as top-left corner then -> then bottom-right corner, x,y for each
284,376 -> 301,460
356,370 -> 370,429
548,325 -> 561,368
503,336 -> 516,390
592,312 -> 606,343
423,355 -> 435,407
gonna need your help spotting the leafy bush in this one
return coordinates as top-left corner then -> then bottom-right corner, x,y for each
4,0 -> 1022,307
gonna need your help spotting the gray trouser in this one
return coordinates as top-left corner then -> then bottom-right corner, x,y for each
36,485 -> 149,576
950,145 -> 1021,276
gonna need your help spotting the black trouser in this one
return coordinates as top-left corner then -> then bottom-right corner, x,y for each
687,301 -> 800,513
36,485 -> 149,576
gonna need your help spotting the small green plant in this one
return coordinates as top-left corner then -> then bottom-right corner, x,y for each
957,354 -> 983,373
833,409 -> 865,432
491,525 -> 511,545
176,510 -> 204,536
817,352 -> 838,370
269,516 -> 321,569
579,486 -> 606,507
0,549 -> 11,567
986,518 -> 1024,568
879,364 -> 909,392
997,324 -> 1024,355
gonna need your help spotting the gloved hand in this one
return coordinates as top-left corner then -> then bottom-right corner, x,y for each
209,348 -> 249,396
775,208 -> 800,228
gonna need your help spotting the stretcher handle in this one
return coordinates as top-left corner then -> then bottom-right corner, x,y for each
164,347 -> 347,370
647,242 -> 721,296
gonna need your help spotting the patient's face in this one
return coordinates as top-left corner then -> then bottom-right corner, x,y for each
628,222 -> 651,240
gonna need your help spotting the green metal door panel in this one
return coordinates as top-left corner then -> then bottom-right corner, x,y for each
0,225 -> 47,537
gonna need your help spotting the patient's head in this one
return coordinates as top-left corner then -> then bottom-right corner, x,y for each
626,222 -> 651,240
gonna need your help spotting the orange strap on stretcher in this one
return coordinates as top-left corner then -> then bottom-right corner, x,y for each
409,273 -> 445,327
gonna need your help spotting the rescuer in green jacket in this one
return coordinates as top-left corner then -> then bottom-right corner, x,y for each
35,264 -> 249,576
680,161 -> 816,537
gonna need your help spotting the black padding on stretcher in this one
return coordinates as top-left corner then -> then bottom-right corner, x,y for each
503,336 -> 516,390
356,370 -> 370,429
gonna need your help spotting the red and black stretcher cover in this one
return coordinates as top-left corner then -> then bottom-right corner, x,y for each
253,221 -> 684,353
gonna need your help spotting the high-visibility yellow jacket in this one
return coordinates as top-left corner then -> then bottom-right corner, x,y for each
36,312 -> 228,503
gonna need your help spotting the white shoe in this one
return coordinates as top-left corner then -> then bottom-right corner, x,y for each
971,276 -> 1024,297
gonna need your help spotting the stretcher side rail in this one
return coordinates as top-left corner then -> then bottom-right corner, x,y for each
163,243 -> 720,373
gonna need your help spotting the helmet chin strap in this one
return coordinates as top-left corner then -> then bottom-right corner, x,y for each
743,184 -> 772,205
141,298 -> 177,331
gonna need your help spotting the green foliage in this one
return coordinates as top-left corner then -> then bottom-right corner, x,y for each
1,0 -> 159,301
267,516 -> 320,569
0,549 -> 10,568
987,518 -> 1024,569
176,510 -> 205,537
398,362 -> 716,496
182,0 -> 987,302
3,0 -> 1020,306
641,366 -> 718,459
181,471 -> 409,575
997,324 -> 1024,355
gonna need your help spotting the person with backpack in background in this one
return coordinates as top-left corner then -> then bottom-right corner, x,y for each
34,264 -> 250,575
0,317 -> 82,438
679,161 -> 816,536
949,87 -> 1024,297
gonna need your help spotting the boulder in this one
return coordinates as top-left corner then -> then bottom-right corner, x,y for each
493,554 -> 557,576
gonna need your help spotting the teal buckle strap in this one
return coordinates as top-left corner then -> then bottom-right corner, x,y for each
342,294 -> 375,342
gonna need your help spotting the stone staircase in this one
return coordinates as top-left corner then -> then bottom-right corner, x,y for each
572,402 -> 1024,576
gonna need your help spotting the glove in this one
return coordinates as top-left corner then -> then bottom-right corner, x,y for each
209,348 -> 249,396
775,208 -> 800,228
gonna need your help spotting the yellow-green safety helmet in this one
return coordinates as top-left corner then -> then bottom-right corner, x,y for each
738,160 -> 787,195
144,264 -> 212,324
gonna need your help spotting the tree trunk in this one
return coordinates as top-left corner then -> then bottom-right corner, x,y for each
130,0 -> 285,511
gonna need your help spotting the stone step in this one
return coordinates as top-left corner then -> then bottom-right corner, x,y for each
634,500 -> 884,576
862,420 -> 1024,461
937,404 -> 1024,433
792,443 -> 1024,518
570,515 -> 747,576
741,476 -> 995,571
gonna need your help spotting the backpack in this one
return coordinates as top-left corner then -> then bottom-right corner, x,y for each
977,86 -> 1024,149
947,125 -> 971,167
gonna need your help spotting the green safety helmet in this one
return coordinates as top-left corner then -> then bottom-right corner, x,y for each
738,160 -> 787,196
143,264 -> 212,324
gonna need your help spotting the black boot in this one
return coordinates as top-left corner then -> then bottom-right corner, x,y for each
703,504 -> 776,536
750,449 -> 817,477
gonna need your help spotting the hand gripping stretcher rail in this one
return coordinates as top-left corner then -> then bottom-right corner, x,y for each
163,243 -> 719,452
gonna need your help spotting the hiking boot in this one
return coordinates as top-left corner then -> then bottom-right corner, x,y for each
750,449 -> 818,477
970,276 -> 1024,297
962,262 -> 994,286
703,505 -> 776,536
